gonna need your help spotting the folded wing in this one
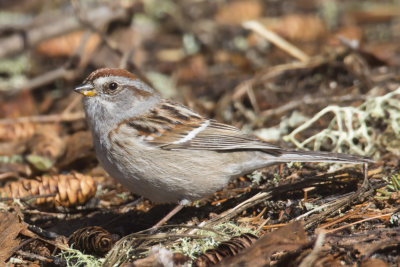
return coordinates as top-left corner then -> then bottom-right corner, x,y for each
125,100 -> 282,155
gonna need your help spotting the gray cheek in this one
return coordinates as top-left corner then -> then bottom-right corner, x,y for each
111,89 -> 134,105
83,89 -> 160,138
84,97 -> 102,118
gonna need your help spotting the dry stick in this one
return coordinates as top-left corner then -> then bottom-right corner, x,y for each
242,20 -> 310,62
27,224 -> 58,240
246,83 -> 260,114
119,48 -> 136,70
295,194 -> 353,222
255,217 -> 271,233
14,250 -> 52,264
0,112 -> 85,125
362,163 -> 370,190
3,4 -> 133,93
260,94 -> 370,117
255,93 -> 370,127
200,166 -> 372,233
10,238 -> 37,260
134,224 -> 227,237
14,68 -> 71,92
322,213 -> 393,234
232,78 -> 259,114
233,101 -> 257,122
258,58 -> 325,83
0,172 -> 18,180
9,30 -> 93,93
298,232 -> 326,267
22,209 -> 82,220
262,223 -> 288,229
151,204 -> 185,229
304,180 -> 374,230
71,0 -> 122,56
231,59 -> 368,125
0,5 -> 129,58
118,47 -> 154,88
71,0 -> 154,88
0,193 -> 57,203
198,191 -> 273,231
61,95 -> 82,115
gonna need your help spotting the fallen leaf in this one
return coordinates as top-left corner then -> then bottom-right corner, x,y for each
216,221 -> 309,267
0,210 -> 26,264
36,30 -> 100,58
272,14 -> 327,42
360,258 -> 388,267
215,0 -> 263,25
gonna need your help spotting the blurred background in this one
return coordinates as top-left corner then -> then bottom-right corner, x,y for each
1,0 -> 400,266
1,0 -> 399,130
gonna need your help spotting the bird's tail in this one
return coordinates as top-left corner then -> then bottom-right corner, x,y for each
274,149 -> 373,164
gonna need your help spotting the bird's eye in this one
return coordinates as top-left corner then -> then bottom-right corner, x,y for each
108,82 -> 118,90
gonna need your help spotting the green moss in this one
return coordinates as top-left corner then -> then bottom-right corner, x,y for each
375,173 -> 400,201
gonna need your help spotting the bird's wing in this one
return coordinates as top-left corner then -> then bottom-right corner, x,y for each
124,100 -> 282,154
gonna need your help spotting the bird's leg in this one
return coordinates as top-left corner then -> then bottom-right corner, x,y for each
151,199 -> 190,229
360,163 -> 371,191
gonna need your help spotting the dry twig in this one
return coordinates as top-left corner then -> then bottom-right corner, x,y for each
243,20 -> 310,62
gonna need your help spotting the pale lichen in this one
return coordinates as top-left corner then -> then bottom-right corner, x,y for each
284,87 -> 400,157
58,248 -> 104,267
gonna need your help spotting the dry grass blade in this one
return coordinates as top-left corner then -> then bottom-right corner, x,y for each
198,191 -> 273,231
243,20 -> 310,62
0,112 -> 85,125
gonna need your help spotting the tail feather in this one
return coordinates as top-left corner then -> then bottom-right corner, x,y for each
274,149 -> 373,164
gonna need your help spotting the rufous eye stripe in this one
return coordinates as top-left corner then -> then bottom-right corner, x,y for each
125,85 -> 153,99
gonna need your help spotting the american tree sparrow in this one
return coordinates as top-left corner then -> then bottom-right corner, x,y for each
75,68 -> 372,223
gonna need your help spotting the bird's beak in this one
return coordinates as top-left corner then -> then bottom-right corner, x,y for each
74,83 -> 96,96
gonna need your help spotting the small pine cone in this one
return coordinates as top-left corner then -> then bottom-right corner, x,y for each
194,233 -> 258,267
68,226 -> 114,256
0,172 -> 97,208
0,122 -> 36,141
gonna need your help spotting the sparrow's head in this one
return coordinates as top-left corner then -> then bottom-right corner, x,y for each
75,68 -> 161,133
75,68 -> 158,101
